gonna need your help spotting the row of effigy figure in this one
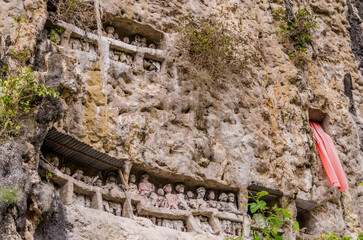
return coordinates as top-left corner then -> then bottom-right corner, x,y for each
143,58 -> 161,72
144,216 -> 186,232
220,219 -> 243,236
104,27 -> 157,49
128,173 -> 238,212
70,38 -> 98,55
109,49 -> 133,65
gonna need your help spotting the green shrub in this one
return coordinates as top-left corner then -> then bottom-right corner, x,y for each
227,191 -> 299,240
48,27 -> 64,44
180,13 -> 243,81
0,186 -> 20,205
0,67 -> 59,139
314,232 -> 354,240
272,8 -> 319,67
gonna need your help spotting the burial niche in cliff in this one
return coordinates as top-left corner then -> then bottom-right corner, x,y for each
308,109 -> 349,192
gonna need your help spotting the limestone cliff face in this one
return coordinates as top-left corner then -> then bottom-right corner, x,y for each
0,0 -> 362,239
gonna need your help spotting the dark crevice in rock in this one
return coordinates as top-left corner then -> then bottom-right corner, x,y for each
343,73 -> 356,114
347,0 -> 363,76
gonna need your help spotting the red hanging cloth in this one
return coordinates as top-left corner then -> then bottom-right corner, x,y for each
309,121 -> 349,192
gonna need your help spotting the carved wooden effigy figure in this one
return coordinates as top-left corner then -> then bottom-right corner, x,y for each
186,191 -> 197,209
148,43 -> 156,49
140,37 -> 147,47
218,193 -> 228,211
126,54 -> 133,65
85,196 -> 91,208
113,33 -> 119,40
173,220 -> 185,232
227,192 -> 238,212
156,218 -> 162,226
196,187 -> 207,210
110,202 -> 122,216
103,200 -> 111,213
72,169 -> 84,181
163,184 -> 178,209
89,44 -> 97,56
83,175 -> 99,185
80,40 -> 88,52
71,38 -> 81,50
106,26 -> 115,39
233,222 -> 242,236
123,36 -> 130,44
131,35 -> 142,46
195,216 -> 215,234
138,173 -> 155,197
148,190 -> 158,207
206,190 -> 218,209
175,184 -> 189,210
94,179 -> 102,187
113,51 -> 120,61
162,219 -> 174,229
156,188 -> 167,208
104,173 -> 123,195
60,167 -> 71,175
143,59 -> 151,70
128,174 -> 139,194
48,155 -> 59,168
110,51 -> 115,60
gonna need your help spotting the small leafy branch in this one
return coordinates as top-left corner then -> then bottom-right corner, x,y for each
0,67 -> 59,139
48,27 -> 65,44
227,191 -> 299,240
272,8 -> 319,67
179,13 -> 243,81
0,186 -> 20,205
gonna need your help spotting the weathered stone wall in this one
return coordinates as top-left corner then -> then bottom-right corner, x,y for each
0,0 -> 362,239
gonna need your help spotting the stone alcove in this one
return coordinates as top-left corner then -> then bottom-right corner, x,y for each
308,108 -> 330,134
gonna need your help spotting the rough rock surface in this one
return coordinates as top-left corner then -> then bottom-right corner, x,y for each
65,205 -> 222,240
0,0 -> 362,239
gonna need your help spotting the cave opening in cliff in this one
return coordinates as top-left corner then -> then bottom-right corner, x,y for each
295,199 -> 317,234
308,108 -> 330,134
246,184 -> 283,218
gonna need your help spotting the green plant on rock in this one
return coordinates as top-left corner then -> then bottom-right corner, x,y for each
10,14 -> 27,29
313,232 -> 357,240
8,48 -> 29,64
0,186 -> 20,205
48,27 -> 64,44
272,8 -> 319,67
227,191 -> 299,240
0,67 -> 59,139
179,12 -> 243,81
